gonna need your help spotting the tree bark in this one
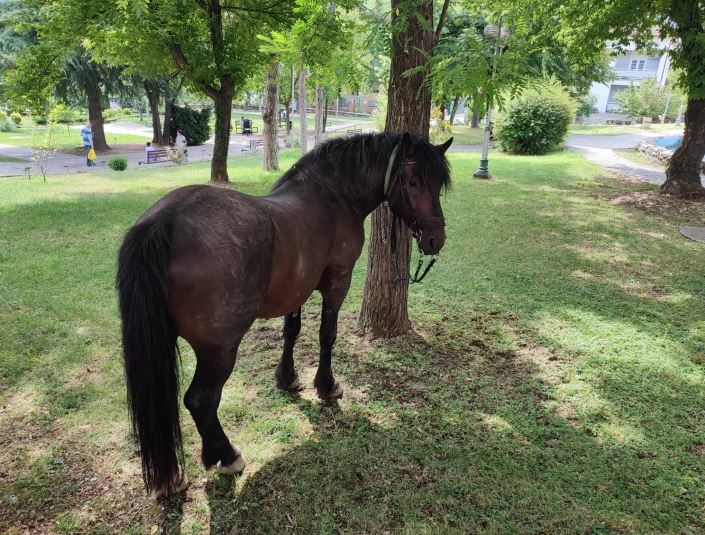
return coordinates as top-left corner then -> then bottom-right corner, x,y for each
263,60 -> 280,171
471,109 -> 479,128
358,0 -> 435,338
323,96 -> 329,133
298,67 -> 308,154
315,83 -> 324,147
211,90 -> 233,183
162,97 -> 174,144
662,97 -> 705,197
144,81 -> 162,145
85,75 -> 109,152
449,95 -> 460,126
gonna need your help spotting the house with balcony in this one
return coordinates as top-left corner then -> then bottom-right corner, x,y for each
589,38 -> 671,117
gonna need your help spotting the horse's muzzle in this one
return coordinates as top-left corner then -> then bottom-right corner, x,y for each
418,226 -> 445,255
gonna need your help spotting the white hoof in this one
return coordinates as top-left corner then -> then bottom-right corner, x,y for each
154,468 -> 189,499
217,452 -> 246,475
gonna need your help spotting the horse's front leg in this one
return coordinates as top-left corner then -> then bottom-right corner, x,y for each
275,308 -> 302,391
314,273 -> 351,400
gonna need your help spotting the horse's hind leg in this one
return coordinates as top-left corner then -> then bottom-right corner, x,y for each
275,308 -> 302,391
185,333 -> 250,474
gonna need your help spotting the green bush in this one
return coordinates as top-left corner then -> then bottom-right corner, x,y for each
169,105 -> 211,145
0,118 -> 16,132
49,104 -> 75,124
10,112 -> 22,125
108,156 -> 128,171
33,115 -> 48,125
496,81 -> 577,155
615,79 -> 667,121
0,110 -> 7,121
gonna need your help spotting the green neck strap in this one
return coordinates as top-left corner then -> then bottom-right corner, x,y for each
383,142 -> 400,197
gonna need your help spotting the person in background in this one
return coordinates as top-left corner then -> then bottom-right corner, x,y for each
145,141 -> 156,162
175,129 -> 188,162
80,122 -> 94,167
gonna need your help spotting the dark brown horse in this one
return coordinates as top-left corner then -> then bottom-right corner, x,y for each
116,132 -> 452,496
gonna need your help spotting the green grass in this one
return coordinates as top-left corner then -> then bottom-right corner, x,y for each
0,124 -> 149,152
614,148 -> 663,167
0,155 -> 27,163
568,123 -> 684,136
448,124 -> 485,145
1,149 -> 704,534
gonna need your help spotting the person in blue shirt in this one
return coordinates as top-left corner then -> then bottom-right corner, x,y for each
80,123 -> 94,167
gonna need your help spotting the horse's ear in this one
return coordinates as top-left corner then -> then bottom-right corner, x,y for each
436,137 -> 453,154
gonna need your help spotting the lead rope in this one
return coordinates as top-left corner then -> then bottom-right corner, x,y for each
408,230 -> 438,284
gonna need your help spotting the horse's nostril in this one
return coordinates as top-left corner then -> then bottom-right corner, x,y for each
428,237 -> 436,250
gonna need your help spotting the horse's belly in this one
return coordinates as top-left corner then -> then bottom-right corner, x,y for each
257,267 -> 322,318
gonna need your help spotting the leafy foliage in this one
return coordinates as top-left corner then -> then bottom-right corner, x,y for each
496,79 -> 576,154
10,111 -> 22,124
615,79 -> 668,121
576,93 -> 598,118
108,156 -> 127,171
170,105 -> 211,146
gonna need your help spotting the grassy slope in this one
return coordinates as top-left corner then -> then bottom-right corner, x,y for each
568,124 -> 683,136
0,123 -> 149,152
0,150 -> 704,534
614,148 -> 664,168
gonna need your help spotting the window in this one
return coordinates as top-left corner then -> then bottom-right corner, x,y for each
630,60 -> 638,70
638,60 -> 645,70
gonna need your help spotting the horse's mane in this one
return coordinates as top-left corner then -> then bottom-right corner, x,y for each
271,133 -> 451,201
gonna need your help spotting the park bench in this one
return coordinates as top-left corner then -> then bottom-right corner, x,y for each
235,120 -> 259,135
139,149 -> 168,165
241,139 -> 263,153
347,128 -> 363,135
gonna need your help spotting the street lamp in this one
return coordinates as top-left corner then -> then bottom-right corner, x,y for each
473,20 -> 509,179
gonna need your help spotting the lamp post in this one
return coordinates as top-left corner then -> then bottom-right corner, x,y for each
473,21 -> 509,179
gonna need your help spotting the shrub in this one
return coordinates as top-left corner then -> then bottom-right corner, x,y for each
49,104 -> 75,124
10,112 -> 22,125
576,94 -> 598,118
108,156 -> 128,171
430,106 -> 453,143
33,116 -> 48,125
169,105 -> 211,145
0,118 -> 16,132
615,79 -> 667,121
0,110 -> 7,121
496,81 -> 577,155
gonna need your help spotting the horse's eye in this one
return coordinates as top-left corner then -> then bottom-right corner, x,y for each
409,179 -> 419,188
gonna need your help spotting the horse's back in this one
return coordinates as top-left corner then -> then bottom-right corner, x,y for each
140,185 -> 275,347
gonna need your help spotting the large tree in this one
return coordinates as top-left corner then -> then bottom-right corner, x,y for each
358,0 -> 450,337
555,0 -> 705,197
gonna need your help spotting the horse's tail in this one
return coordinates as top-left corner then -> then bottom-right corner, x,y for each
116,216 -> 182,493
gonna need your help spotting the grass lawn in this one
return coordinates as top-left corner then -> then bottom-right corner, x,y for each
1,149 -> 704,534
0,124 -> 150,152
0,155 -> 28,163
446,124 -> 486,145
614,148 -> 663,168
568,123 -> 684,136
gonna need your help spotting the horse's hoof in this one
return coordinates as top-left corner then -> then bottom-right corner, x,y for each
316,380 -> 344,401
275,367 -> 303,392
217,451 -> 246,475
154,468 -> 189,499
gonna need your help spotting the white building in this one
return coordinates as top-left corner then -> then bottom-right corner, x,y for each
589,38 -> 671,116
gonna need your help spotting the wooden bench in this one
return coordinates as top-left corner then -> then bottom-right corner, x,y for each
241,139 -> 264,153
139,149 -> 168,165
346,128 -> 363,135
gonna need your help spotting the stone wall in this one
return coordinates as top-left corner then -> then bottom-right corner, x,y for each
635,139 -> 705,173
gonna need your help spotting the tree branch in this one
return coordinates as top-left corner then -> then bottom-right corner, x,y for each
434,0 -> 451,41
168,43 -> 220,100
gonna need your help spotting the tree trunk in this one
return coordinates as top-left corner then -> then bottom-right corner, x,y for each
358,0 -> 434,338
211,91 -> 233,183
263,60 -> 280,171
298,67 -> 308,154
662,97 -> 705,197
144,82 -> 162,145
315,83 -> 324,147
449,96 -> 460,126
323,96 -> 329,132
85,75 -> 109,152
162,97 -> 174,144
471,109 -> 479,128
